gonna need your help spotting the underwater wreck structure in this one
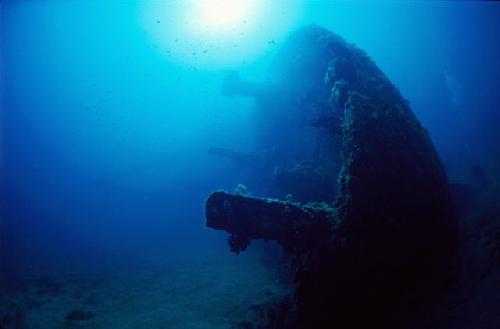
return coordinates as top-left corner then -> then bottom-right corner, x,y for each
206,26 -> 457,328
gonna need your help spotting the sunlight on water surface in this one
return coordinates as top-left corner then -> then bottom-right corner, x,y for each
141,0 -> 304,68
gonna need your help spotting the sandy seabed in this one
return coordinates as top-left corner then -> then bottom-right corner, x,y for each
1,244 -> 291,329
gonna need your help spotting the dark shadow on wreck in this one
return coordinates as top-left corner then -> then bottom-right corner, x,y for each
205,25 -> 465,329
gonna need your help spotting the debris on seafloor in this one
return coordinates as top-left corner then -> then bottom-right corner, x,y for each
205,25 -> 458,328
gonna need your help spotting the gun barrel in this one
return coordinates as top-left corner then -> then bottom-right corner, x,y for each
208,147 -> 253,164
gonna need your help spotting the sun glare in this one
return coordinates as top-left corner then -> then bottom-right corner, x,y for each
197,0 -> 254,28
141,1 -> 303,67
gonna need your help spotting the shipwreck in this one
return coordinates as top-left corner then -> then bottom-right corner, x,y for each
206,26 -> 458,328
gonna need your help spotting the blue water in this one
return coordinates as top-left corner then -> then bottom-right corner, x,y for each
1,1 -> 499,328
